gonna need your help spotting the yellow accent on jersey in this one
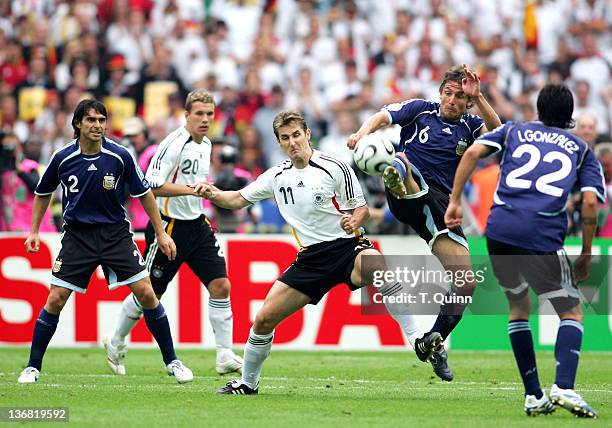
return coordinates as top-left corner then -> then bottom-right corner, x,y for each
166,218 -> 176,236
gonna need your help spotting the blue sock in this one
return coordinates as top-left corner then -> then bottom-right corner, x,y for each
508,320 -> 542,398
143,303 -> 177,365
391,156 -> 408,181
554,319 -> 583,389
430,291 -> 467,339
27,308 -> 60,370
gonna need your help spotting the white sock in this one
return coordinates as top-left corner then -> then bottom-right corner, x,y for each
241,328 -> 274,389
379,282 -> 423,348
112,294 -> 142,347
209,297 -> 233,350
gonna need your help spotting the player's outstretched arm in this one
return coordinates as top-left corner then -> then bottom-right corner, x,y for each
575,192 -> 599,282
446,144 -> 491,229
340,205 -> 370,234
461,64 -> 501,134
151,182 -> 195,197
193,182 -> 251,209
347,111 -> 390,149
25,194 -> 52,253
140,191 -> 177,260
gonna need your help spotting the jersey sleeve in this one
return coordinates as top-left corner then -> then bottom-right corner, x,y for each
239,167 -> 276,204
382,99 -> 432,126
466,113 -> 485,139
123,150 -> 150,197
333,161 -> 366,210
145,138 -> 180,188
34,151 -> 61,195
474,122 -> 511,155
578,147 -> 606,203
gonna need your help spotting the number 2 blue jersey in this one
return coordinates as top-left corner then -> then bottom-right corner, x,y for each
383,99 -> 484,193
35,138 -> 150,225
477,121 -> 606,251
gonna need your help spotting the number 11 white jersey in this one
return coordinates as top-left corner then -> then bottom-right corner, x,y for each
145,127 -> 211,220
240,150 -> 366,247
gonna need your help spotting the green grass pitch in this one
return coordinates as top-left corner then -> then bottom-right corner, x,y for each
1,348 -> 609,427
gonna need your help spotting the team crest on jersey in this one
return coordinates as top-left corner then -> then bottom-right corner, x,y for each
52,258 -> 62,273
455,139 -> 468,156
312,191 -> 326,206
103,173 -> 116,190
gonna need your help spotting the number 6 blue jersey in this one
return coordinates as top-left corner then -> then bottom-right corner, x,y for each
383,99 -> 484,193
477,121 -> 606,251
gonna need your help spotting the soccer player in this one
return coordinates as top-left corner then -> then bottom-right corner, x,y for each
104,90 -> 243,376
194,111 -> 423,394
18,99 -> 193,384
346,64 -> 502,380
445,84 -> 602,418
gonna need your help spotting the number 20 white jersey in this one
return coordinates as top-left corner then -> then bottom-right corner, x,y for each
145,127 -> 211,220
240,150 -> 366,247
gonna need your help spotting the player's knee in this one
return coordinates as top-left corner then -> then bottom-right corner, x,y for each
46,288 -> 71,313
559,304 -> 583,323
208,277 -> 230,299
355,249 -> 384,286
130,280 -> 159,309
253,310 -> 277,335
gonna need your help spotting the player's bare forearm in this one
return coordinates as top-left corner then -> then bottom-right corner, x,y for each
208,188 -> 251,210
140,191 -> 166,235
30,195 -> 52,234
580,192 -> 599,254
347,112 -> 390,148
351,205 -> 370,229
474,94 -> 501,134
152,182 -> 194,197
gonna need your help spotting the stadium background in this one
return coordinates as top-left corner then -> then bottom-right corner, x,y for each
0,0 -> 611,353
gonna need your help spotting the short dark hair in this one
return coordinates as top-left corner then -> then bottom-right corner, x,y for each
272,111 -> 308,140
72,99 -> 107,138
439,64 -> 474,109
537,83 -> 574,129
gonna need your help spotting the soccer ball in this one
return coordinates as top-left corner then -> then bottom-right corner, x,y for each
353,134 -> 395,176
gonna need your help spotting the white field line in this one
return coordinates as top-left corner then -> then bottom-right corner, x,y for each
3,374 -> 611,393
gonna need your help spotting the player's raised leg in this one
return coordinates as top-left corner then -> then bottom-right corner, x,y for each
129,278 -> 193,383
217,280 -> 310,394
18,286 -> 72,383
207,277 -> 243,374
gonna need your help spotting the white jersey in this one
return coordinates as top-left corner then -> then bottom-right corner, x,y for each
240,150 -> 366,247
146,127 -> 211,220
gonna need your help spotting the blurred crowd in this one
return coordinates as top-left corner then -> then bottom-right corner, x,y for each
0,0 -> 610,236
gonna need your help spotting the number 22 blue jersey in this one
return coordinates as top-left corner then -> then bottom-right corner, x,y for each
477,121 -> 606,251
383,99 -> 484,193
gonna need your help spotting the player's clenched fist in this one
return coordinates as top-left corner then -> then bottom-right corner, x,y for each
346,133 -> 362,150
340,213 -> 357,234
24,233 -> 40,253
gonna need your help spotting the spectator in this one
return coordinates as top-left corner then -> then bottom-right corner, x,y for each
123,117 -> 157,232
0,132 -> 55,232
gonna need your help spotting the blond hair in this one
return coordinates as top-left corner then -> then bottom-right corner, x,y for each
185,89 -> 215,112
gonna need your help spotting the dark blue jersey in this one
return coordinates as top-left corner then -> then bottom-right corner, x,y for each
383,99 -> 484,193
35,138 -> 150,225
477,121 -> 606,251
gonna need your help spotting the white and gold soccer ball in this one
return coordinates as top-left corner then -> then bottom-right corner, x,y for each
353,134 -> 396,176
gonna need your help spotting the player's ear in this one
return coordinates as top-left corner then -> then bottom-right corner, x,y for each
305,128 -> 311,140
